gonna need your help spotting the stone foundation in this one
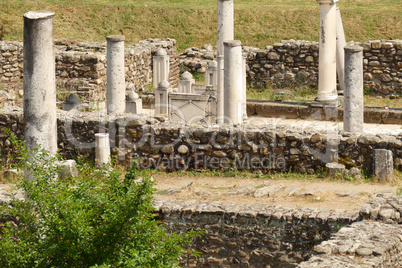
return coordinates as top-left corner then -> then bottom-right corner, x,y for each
1,107 -> 401,173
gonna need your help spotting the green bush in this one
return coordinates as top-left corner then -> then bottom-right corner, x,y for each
0,136 -> 199,267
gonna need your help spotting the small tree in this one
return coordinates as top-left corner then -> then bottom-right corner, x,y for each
0,136 -> 198,267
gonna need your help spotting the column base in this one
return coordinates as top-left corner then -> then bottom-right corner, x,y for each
310,98 -> 340,108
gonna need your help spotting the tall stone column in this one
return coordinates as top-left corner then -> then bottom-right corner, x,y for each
336,7 -> 346,93
344,45 -> 364,133
224,40 -> 243,125
153,48 -> 170,92
242,57 -> 248,120
217,0 -> 234,56
217,55 -> 224,124
23,11 -> 57,155
315,0 -> 339,105
106,35 -> 126,114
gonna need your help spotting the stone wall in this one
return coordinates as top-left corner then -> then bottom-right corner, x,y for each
1,107 -> 401,173
180,39 -> 402,97
154,199 -> 359,267
0,38 -> 180,95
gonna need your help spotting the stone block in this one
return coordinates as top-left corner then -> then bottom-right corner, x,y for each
326,163 -> 346,177
373,149 -> 394,182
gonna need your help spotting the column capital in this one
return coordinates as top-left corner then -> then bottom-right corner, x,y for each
316,0 -> 340,4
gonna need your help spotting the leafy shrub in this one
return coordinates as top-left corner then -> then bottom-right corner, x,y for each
0,136 -> 199,267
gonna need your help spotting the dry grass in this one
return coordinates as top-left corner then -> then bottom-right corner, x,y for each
0,0 -> 401,51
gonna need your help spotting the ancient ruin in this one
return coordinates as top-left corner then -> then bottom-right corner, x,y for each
0,1 -> 401,267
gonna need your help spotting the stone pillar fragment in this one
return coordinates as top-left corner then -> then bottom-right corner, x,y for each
62,93 -> 81,111
205,60 -> 218,86
95,133 -> 111,166
155,80 -> 171,115
336,7 -> 346,93
315,0 -> 338,105
374,149 -> 394,182
23,11 -> 57,155
106,35 -> 125,114
153,48 -> 169,92
126,91 -> 142,114
217,55 -> 224,124
344,45 -> 364,133
224,40 -> 243,125
178,71 -> 195,93
217,0 -> 234,56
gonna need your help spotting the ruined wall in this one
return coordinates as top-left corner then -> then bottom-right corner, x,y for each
180,39 -> 402,97
0,38 -> 180,94
1,108 -> 401,173
155,199 -> 359,267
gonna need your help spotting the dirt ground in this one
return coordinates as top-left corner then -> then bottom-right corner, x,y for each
153,175 -> 401,211
1,172 -> 400,212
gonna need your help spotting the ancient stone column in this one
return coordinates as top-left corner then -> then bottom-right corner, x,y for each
23,11 -> 57,155
242,57 -> 248,120
224,40 -> 243,125
155,80 -> 171,115
344,45 -> 364,133
217,0 -> 234,56
217,55 -> 224,124
336,7 -> 346,93
153,48 -> 170,92
178,71 -> 195,93
205,60 -> 218,86
106,35 -> 126,114
95,133 -> 111,166
315,0 -> 338,105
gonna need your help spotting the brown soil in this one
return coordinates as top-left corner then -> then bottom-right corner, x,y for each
153,175 -> 401,211
1,172 -> 400,211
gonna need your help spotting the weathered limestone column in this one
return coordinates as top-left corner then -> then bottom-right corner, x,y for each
155,80 -> 171,115
336,7 -> 346,93
242,57 -> 248,120
95,133 -> 111,166
178,71 -> 195,93
344,45 -> 364,133
153,48 -> 169,91
224,40 -> 243,125
23,11 -> 57,155
315,0 -> 339,105
217,0 -> 234,56
217,55 -> 224,124
106,35 -> 125,114
205,60 -> 218,86
374,149 -> 394,182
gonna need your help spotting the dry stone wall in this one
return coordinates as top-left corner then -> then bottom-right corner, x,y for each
1,108 -> 401,173
0,38 -> 180,94
180,39 -> 402,97
154,199 -> 359,267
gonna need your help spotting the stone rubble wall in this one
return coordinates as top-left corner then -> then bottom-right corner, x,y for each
0,38 -> 180,95
297,221 -> 402,267
180,39 -> 402,97
154,199 -> 359,267
1,108 -> 401,173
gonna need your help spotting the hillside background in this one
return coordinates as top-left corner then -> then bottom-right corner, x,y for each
0,0 -> 401,51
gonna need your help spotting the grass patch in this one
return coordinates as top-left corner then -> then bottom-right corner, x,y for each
0,0 -> 400,51
247,86 -> 401,108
